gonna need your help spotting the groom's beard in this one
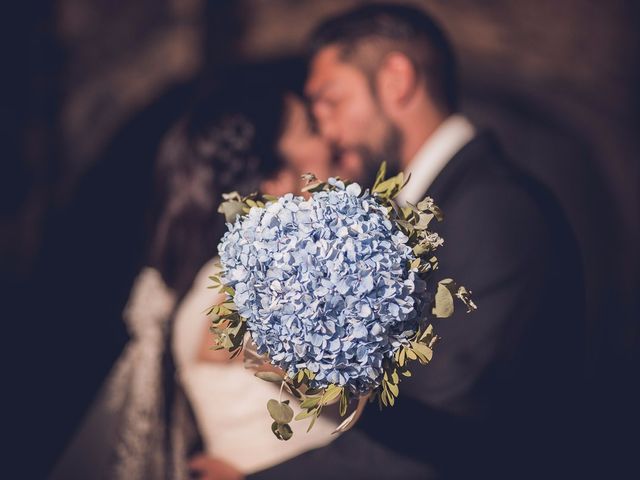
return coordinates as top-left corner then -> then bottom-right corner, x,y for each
353,120 -> 404,187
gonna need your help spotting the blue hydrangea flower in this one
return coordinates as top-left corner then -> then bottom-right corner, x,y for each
218,180 -> 426,393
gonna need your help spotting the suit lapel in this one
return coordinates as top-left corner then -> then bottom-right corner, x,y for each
425,131 -> 501,206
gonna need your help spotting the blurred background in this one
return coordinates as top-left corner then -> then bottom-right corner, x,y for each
3,0 -> 638,477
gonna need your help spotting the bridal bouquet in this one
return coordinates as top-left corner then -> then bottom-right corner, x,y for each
208,164 -> 476,440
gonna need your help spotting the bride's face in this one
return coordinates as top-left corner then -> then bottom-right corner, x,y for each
261,95 -> 332,197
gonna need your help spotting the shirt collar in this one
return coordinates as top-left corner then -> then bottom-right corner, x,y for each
396,114 -> 475,206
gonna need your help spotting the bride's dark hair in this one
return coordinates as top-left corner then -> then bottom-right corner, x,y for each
148,58 -> 306,295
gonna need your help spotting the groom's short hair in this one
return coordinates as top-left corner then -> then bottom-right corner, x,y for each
309,3 -> 458,114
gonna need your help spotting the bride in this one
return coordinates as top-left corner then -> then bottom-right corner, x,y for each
50,59 -> 344,480
173,93 -> 343,478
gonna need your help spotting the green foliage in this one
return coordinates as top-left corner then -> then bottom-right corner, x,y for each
271,421 -> 293,441
267,399 -> 294,424
217,191 -> 275,224
267,398 -> 295,441
254,371 -> 285,383
208,162 -> 477,440
433,279 -> 478,317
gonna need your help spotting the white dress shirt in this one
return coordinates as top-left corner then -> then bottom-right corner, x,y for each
396,114 -> 476,206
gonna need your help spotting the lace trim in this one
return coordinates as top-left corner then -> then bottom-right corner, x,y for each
106,267 -> 176,479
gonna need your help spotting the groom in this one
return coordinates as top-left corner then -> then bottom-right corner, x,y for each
247,4 -> 587,480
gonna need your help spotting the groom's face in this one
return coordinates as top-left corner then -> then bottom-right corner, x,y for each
306,45 -> 403,182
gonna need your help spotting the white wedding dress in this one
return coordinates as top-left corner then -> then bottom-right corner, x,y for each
172,258 -> 339,474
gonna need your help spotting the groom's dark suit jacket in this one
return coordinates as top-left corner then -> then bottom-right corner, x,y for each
250,132 -> 586,480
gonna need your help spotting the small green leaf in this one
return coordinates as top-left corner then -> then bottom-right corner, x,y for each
301,172 -> 318,184
411,342 -> 434,363
388,382 -> 399,397
283,382 -> 303,399
419,324 -> 434,342
306,410 -> 321,433
295,409 -> 317,420
300,396 -> 322,409
414,213 -> 434,230
417,197 -> 444,221
218,200 -> 245,223
301,182 -> 324,193
277,423 -> 293,441
398,347 -> 406,366
432,280 -> 455,318
339,390 -> 350,417
322,385 -> 343,405
271,421 -> 282,440
267,399 -> 294,424
456,285 -> 478,313
255,371 -> 285,383
373,161 -> 387,190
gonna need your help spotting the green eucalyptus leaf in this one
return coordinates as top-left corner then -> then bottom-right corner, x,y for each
373,161 -> 387,190
267,399 -> 294,424
277,423 -> 293,441
306,409 -> 321,433
300,396 -> 322,409
388,382 -> 399,397
295,409 -> 317,420
218,200 -> 245,223
339,390 -> 349,417
283,382 -> 303,399
271,421 -> 282,440
255,371 -> 285,383
322,385 -> 343,404
417,197 -> 444,221
404,201 -> 421,214
419,324 -> 434,342
456,285 -> 478,313
411,342 -> 434,362
414,213 -> 434,230
398,347 -> 406,366
433,280 -> 455,318
301,172 -> 318,184
301,182 -> 325,193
